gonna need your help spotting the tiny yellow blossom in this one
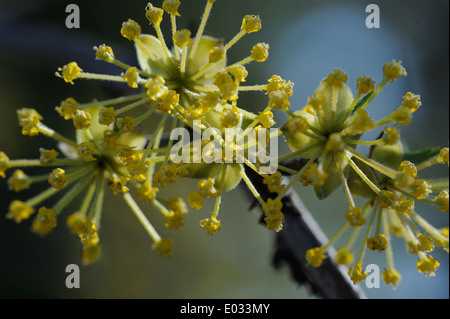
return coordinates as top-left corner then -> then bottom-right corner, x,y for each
303,163 -> 328,187
152,238 -> 174,258
77,142 -> 97,162
157,90 -> 179,113
410,180 -> 432,200
173,29 -> 193,48
145,75 -> 167,100
395,196 -> 415,215
39,148 -> 59,165
136,181 -> 159,202
401,92 -> 421,112
241,15 -> 262,33
435,190 -> 449,212
188,191 -> 204,210
263,171 -> 286,194
382,127 -> 400,145
167,197 -> 188,214
367,234 -> 388,252
199,216 -> 222,235
32,207 -> 57,236
438,148 -> 449,166
8,169 -> 30,192
348,261 -> 367,284
382,268 -> 401,289
57,62 -> 83,85
256,110 -> 275,128
98,106 -> 116,125
197,178 -> 218,199
345,206 -> 366,226
108,175 -> 129,195
220,106 -> 241,128
162,0 -> 181,16
306,247 -> 326,267
82,244 -> 102,265
145,3 -> 164,26
383,60 -> 407,82
324,69 -> 348,87
209,47 -> 226,63
55,97 -> 79,120
78,218 -> 99,248
152,163 -> 179,187
121,19 -> 141,40
268,90 -> 291,110
164,210 -> 184,229
214,70 -> 238,102
227,65 -> 248,83
417,233 -> 435,253
117,116 -> 136,133
335,248 -> 354,265
73,109 -> 91,129
94,44 -> 114,61
0,152 -> 9,178
349,109 -> 374,133
417,256 -> 440,277
251,43 -> 269,62
48,168 -> 68,189
7,200 -> 35,223
17,108 -> 43,136
356,76 -> 375,94
262,197 -> 284,232
67,212 -> 85,234
122,67 -> 140,88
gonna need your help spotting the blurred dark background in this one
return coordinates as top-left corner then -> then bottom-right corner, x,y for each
0,0 -> 448,298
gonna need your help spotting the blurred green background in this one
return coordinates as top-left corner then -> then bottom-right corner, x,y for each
0,0 -> 448,299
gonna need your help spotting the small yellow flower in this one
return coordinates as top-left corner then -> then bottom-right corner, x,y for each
367,234 -> 388,252
268,90 -> 291,110
121,19 -> 141,40
98,106 -> 116,125
348,261 -> 367,284
173,29 -> 193,48
39,148 -> 59,165
108,175 -> 129,195
122,67 -> 140,88
17,108 -> 43,136
7,169 -> 30,192
6,200 -> 35,223
335,248 -> 354,265
438,148 -> 449,166
382,268 -> 401,289
73,109 -> 91,129
197,178 -> 218,199
55,97 -> 79,120
94,44 -> 114,61
262,197 -> 284,232
209,47 -> 226,63
188,191 -> 204,210
199,216 -> 222,235
263,171 -> 286,194
162,0 -> 181,16
163,210 -> 184,229
345,206 -> 366,226
48,168 -> 68,189
57,62 -> 83,85
117,116 -> 136,133
77,142 -> 97,162
435,190 -> 449,212
383,60 -> 407,82
306,247 -> 326,267
136,181 -> 159,202
417,233 -> 435,253
417,256 -> 440,277
145,3 -> 164,27
241,15 -> 262,33
324,68 -> 348,87
0,151 -> 9,178
152,238 -> 174,258
401,92 -> 421,112
382,127 -> 400,145
32,207 -> 57,236
251,43 -> 269,62
356,76 -> 375,94
220,106 -> 241,128
256,110 -> 275,128
167,197 -> 188,214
